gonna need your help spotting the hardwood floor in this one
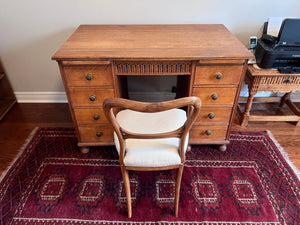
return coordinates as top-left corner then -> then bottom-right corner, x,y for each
0,103 -> 73,175
0,102 -> 299,176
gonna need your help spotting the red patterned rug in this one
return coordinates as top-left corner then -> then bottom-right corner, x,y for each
0,128 -> 299,225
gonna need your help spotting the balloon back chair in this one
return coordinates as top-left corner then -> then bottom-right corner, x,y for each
103,96 -> 201,218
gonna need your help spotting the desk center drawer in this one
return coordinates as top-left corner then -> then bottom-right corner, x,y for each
69,88 -> 115,107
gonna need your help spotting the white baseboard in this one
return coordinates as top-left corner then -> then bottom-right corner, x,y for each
15,92 -> 68,103
14,91 -> 300,103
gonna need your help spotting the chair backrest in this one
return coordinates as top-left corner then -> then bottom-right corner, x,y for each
103,97 -> 201,165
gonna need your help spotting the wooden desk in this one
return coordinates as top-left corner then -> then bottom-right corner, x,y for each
239,64 -> 300,126
52,25 -> 252,152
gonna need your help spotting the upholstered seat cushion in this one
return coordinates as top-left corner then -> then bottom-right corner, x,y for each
114,109 -> 188,167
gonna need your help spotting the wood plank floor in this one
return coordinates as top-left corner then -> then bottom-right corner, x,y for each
0,102 -> 299,176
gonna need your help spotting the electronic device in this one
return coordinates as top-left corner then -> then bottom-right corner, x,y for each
249,36 -> 257,49
248,36 -> 257,64
255,18 -> 300,73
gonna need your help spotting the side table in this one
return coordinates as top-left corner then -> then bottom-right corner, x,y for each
238,64 -> 300,126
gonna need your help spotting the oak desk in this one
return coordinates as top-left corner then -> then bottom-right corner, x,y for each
52,24 -> 252,152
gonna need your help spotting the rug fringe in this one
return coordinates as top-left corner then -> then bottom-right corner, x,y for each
266,130 -> 300,180
0,127 -> 39,183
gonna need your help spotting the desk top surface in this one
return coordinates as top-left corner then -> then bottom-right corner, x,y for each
52,24 -> 253,61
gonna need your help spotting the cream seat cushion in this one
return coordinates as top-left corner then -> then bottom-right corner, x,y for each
114,108 -> 188,167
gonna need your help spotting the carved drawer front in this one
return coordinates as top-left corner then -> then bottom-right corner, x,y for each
256,75 -> 300,92
64,65 -> 113,86
194,65 -> 242,85
69,88 -> 114,107
196,107 -> 232,123
78,125 -> 114,143
190,125 -> 228,140
114,61 -> 192,75
193,87 -> 237,105
74,108 -> 108,125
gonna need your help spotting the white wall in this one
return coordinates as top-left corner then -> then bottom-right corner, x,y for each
0,0 -> 299,101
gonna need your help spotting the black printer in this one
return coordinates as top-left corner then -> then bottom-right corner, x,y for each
255,18 -> 300,73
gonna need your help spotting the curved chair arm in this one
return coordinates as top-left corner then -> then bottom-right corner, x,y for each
103,97 -> 201,163
103,97 -> 201,113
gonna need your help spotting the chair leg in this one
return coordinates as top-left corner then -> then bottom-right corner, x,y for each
121,167 -> 132,218
174,165 -> 184,217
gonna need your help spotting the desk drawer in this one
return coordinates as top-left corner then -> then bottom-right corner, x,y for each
194,65 -> 242,85
78,125 -> 114,143
69,88 -> 114,107
74,108 -> 108,125
190,125 -> 228,140
196,107 -> 232,123
193,87 -> 237,105
64,65 -> 113,87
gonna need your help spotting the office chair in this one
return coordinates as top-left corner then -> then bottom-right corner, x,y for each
103,96 -> 201,218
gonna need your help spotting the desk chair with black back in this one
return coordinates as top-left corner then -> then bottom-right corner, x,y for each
103,97 -> 201,218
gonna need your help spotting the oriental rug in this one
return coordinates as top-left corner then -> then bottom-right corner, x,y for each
0,128 -> 299,225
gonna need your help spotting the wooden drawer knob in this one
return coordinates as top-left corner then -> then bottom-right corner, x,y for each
208,112 -> 215,119
93,113 -> 100,120
215,73 -> 222,80
89,95 -> 96,101
211,93 -> 218,100
205,130 -> 212,136
85,73 -> 93,80
96,131 -> 103,137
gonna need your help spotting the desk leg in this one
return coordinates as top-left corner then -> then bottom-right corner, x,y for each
218,144 -> 227,151
241,93 -> 255,127
80,147 -> 90,154
281,92 -> 300,126
279,92 -> 291,107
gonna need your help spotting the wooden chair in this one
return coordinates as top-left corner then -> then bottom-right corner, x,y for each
103,97 -> 201,218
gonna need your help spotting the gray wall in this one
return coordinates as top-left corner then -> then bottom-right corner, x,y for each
0,0 -> 299,102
